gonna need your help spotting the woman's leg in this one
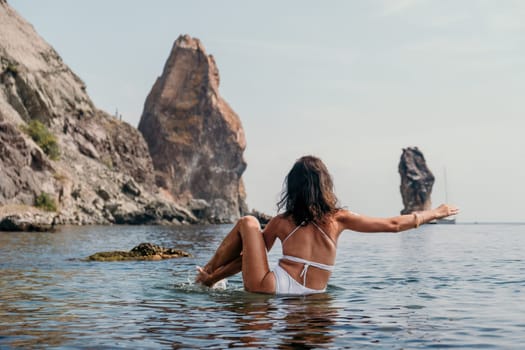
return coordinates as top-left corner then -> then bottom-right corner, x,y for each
200,218 -> 245,274
196,256 -> 242,287
238,216 -> 275,293
196,216 -> 275,293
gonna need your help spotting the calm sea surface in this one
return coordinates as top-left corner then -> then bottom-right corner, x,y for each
0,223 -> 524,349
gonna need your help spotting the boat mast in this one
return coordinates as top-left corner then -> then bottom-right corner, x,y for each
444,167 -> 449,203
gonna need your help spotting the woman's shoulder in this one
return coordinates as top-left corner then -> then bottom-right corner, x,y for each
331,209 -> 362,230
331,208 -> 350,220
263,214 -> 296,239
265,213 -> 292,230
267,213 -> 286,223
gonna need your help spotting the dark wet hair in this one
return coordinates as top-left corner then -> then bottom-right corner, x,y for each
277,155 -> 339,225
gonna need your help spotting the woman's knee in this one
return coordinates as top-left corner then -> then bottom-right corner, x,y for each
239,215 -> 261,232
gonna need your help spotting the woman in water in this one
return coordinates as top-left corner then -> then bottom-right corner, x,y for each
196,155 -> 459,295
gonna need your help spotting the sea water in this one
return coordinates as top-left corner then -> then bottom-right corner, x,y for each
0,223 -> 524,349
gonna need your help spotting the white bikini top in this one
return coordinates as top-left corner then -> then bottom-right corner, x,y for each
280,221 -> 336,286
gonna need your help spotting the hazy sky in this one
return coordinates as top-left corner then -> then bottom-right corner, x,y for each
9,1 -> 525,222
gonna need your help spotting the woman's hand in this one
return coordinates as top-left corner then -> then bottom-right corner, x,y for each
433,204 -> 459,219
195,266 -> 214,287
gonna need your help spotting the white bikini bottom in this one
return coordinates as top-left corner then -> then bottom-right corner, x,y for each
272,264 -> 326,295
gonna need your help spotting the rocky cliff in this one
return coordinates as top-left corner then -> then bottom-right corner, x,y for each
398,147 -> 435,214
0,2 -> 196,228
139,35 -> 248,223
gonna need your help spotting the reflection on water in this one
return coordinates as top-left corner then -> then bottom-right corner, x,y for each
1,224 -> 524,348
147,292 -> 341,349
203,293 -> 339,349
275,294 -> 339,349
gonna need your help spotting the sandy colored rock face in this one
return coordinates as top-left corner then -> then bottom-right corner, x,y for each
398,147 -> 435,214
139,35 -> 248,223
0,2 -> 196,226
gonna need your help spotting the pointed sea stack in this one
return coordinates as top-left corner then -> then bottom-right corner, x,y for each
138,35 -> 247,223
398,147 -> 435,214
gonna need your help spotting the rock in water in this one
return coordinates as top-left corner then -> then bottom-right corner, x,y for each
0,212 -> 57,232
139,35 -> 248,224
398,147 -> 435,214
87,242 -> 192,261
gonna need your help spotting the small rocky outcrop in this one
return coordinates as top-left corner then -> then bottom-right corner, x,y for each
399,147 -> 435,214
0,2 -> 198,228
0,206 -> 57,232
87,242 -> 191,261
139,35 -> 248,224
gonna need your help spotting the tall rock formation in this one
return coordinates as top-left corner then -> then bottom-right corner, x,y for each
139,35 -> 247,223
398,147 -> 435,214
0,2 -> 195,227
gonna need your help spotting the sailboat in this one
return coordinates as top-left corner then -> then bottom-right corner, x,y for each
436,167 -> 456,224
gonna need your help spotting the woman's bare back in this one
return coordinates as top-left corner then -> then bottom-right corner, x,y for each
269,215 -> 340,290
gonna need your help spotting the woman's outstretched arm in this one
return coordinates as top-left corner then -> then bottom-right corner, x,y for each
338,204 -> 459,233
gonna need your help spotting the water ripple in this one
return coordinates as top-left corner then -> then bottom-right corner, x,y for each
1,224 -> 525,348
